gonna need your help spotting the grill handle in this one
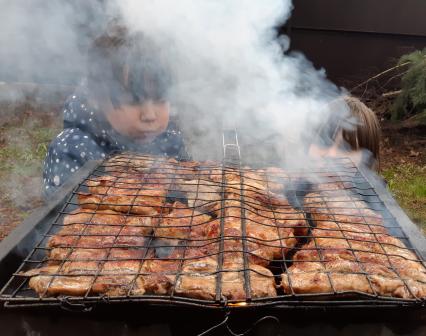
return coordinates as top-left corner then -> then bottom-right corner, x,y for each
222,129 -> 241,166
59,297 -> 93,313
198,310 -> 280,336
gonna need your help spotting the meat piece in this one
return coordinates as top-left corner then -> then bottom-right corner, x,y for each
92,260 -> 143,295
213,166 -> 286,195
304,191 -> 383,226
78,177 -> 167,215
49,248 -> 108,262
48,234 -> 146,249
138,242 -> 218,298
175,179 -> 222,212
294,247 -> 426,284
224,170 -> 289,208
48,209 -> 151,249
256,206 -> 309,248
154,202 -> 213,240
58,208 -> 155,236
172,160 -> 219,181
282,193 -> 426,299
207,199 -> 307,266
244,170 -> 285,194
204,200 -> 279,266
221,261 -> 277,300
282,270 -> 375,296
135,248 -> 185,295
104,154 -> 172,174
28,272 -> 95,297
174,257 -> 277,301
174,256 -> 217,300
48,247 -> 148,263
308,220 -> 423,268
281,257 -> 426,298
25,258 -> 147,297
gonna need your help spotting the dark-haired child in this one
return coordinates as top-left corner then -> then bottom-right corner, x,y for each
43,26 -> 187,196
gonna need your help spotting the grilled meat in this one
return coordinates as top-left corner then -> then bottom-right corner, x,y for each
174,256 -> 218,300
174,257 -> 277,300
26,259 -> 147,296
23,154 -> 424,303
47,210 -> 150,249
281,191 -> 426,299
154,202 -> 213,240
48,247 -> 147,263
175,179 -> 222,212
221,261 -> 277,300
304,191 -> 383,226
104,154 -> 175,174
58,208 -> 155,235
136,258 -> 180,295
206,197 -> 307,266
78,176 -> 167,215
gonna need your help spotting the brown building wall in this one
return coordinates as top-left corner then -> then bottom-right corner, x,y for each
284,0 -> 426,86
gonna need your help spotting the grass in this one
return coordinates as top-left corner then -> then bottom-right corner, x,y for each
381,163 -> 426,230
0,117 -> 60,232
0,121 -> 57,177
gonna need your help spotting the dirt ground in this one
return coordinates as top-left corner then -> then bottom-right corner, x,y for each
380,125 -> 426,169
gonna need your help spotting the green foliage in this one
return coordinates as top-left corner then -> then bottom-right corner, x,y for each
391,48 -> 426,120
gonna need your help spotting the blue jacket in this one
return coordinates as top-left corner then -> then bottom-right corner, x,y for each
43,93 -> 187,197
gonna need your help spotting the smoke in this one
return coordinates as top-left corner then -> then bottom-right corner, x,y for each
0,0 -> 111,84
0,0 -> 350,167
0,0 -> 112,223
116,0 -> 350,165
0,0 -> 353,214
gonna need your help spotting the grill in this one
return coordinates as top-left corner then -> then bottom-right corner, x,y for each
0,130 -> 425,313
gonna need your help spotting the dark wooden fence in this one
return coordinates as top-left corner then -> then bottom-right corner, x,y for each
283,0 -> 426,87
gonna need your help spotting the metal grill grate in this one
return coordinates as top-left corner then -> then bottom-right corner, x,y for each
0,132 -> 425,309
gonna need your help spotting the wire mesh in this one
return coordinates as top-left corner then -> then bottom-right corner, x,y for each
0,148 -> 425,309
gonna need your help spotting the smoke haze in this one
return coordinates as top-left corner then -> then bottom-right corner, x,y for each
0,0 -> 110,84
115,0 -> 349,165
0,0 -> 351,171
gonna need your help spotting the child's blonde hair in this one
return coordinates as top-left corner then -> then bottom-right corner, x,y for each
310,95 -> 381,169
342,96 -> 381,167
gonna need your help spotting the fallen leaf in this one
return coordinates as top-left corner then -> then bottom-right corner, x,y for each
409,150 -> 420,157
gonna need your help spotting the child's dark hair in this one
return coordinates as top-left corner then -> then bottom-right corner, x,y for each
87,22 -> 171,108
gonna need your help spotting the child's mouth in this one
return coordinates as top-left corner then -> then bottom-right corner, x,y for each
134,131 -> 158,142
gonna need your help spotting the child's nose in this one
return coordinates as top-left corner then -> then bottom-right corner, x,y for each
140,102 -> 157,122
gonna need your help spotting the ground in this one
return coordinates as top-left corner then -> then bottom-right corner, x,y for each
380,125 -> 426,231
0,100 -> 61,240
0,92 -> 425,240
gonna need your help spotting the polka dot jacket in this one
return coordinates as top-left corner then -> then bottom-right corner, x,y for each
43,94 -> 188,198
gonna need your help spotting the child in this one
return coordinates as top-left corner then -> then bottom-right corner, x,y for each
308,95 -> 381,170
43,24 -> 187,197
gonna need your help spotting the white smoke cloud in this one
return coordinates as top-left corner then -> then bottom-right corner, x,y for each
115,0 -> 350,166
0,0 -> 109,84
0,0 -> 350,168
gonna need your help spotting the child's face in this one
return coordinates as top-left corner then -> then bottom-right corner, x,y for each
106,100 -> 170,143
